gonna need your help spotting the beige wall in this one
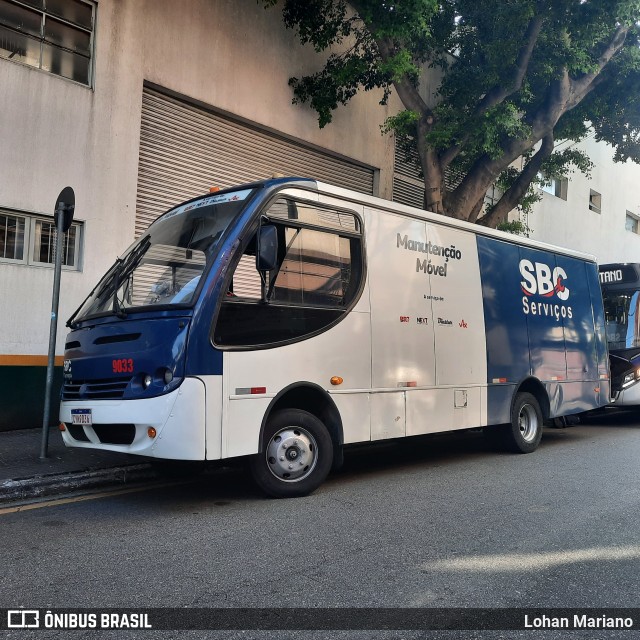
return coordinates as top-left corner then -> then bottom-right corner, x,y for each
527,137 -> 640,262
0,0 -> 398,357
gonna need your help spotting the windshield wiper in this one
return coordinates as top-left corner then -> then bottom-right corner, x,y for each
67,259 -> 120,328
111,236 -> 151,319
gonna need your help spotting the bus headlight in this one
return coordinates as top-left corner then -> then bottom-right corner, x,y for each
155,367 -> 173,386
622,372 -> 636,388
143,374 -> 153,389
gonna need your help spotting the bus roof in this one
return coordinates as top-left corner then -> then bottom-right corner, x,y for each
314,180 -> 597,264
153,176 -> 597,264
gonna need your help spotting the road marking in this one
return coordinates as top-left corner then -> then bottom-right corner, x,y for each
0,481 -> 182,515
424,545 -> 640,572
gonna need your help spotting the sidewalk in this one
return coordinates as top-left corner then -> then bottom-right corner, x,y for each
0,427 -> 157,505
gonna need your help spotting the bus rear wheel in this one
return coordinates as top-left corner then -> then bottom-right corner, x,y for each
506,392 -> 543,453
484,392 -> 543,453
250,409 -> 333,498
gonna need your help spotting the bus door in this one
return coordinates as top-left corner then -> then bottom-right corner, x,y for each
215,193 -> 371,458
424,223 -> 487,431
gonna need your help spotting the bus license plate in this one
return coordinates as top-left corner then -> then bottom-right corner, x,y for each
71,409 -> 92,427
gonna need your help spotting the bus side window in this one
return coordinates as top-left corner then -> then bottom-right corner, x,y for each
213,200 -> 363,348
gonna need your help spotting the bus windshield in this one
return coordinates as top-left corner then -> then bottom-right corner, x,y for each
71,189 -> 254,323
603,289 -> 640,350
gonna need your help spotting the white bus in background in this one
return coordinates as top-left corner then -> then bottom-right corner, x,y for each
59,177 -> 610,497
599,263 -> 640,404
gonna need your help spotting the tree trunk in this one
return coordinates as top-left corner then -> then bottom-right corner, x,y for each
477,134 -> 555,227
415,118 -> 445,214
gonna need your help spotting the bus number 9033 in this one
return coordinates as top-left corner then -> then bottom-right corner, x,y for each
113,358 -> 134,374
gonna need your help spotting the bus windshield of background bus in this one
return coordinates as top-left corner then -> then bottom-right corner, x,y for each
603,290 -> 640,349
72,192 -> 253,322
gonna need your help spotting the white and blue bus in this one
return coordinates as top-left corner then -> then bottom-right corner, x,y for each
60,177 -> 610,497
599,263 -> 640,404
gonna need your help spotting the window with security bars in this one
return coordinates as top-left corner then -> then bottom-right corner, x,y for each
0,209 -> 82,269
0,212 -> 25,260
0,0 -> 95,85
32,218 -> 79,266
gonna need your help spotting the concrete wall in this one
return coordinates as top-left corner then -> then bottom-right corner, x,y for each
526,137 -> 640,262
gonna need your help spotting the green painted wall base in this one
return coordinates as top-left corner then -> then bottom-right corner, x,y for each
0,366 -> 63,431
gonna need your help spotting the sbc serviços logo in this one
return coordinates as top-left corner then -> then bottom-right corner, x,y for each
518,259 -> 572,321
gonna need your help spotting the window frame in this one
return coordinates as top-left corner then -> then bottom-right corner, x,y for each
0,0 -> 96,87
589,189 -> 602,214
625,211 -> 640,235
537,173 -> 568,200
0,210 -> 28,263
212,196 -> 366,351
0,207 -> 83,270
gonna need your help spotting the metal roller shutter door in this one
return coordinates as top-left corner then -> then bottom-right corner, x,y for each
392,139 -> 464,211
392,141 -> 425,209
135,88 -> 375,237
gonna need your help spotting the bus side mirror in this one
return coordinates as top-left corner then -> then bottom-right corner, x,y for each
256,225 -> 278,272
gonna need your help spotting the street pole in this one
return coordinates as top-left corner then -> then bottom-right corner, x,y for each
40,188 -> 75,459
40,205 -> 66,459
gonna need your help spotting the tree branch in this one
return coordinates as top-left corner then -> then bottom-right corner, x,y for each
568,25 -> 628,108
375,35 -> 432,117
440,14 -> 543,168
477,133 -> 554,227
475,15 -> 543,117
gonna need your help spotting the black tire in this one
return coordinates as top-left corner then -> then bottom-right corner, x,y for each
250,409 -> 333,498
505,392 -> 543,453
484,392 -> 544,453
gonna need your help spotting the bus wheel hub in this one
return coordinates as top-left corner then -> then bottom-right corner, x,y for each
267,427 -> 317,481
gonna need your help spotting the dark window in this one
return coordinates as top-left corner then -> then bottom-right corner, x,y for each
625,211 -> 639,234
214,199 -> 363,348
603,290 -> 640,349
0,0 -> 94,85
0,212 -> 25,260
34,218 -> 79,266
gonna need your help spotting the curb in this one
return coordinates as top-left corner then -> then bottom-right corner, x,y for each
0,464 -> 157,505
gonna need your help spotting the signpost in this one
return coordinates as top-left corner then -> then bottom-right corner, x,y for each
40,187 -> 75,459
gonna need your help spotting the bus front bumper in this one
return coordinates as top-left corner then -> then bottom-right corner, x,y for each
59,377 -> 206,460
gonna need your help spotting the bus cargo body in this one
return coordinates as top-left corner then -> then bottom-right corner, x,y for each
60,177 -> 610,496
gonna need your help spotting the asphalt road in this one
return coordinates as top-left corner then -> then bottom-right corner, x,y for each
2,409 -> 640,639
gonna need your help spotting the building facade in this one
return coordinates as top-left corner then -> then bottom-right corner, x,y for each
525,136 -> 640,263
2,0 -> 639,429
0,0 -> 403,429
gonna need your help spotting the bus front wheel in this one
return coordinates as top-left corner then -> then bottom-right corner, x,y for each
250,409 -> 333,498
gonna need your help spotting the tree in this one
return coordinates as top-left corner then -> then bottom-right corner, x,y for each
263,0 -> 640,227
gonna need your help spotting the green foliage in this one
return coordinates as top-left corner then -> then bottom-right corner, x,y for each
497,219 -> 532,237
541,147 -> 594,180
264,0 -> 640,225
496,166 -> 542,218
